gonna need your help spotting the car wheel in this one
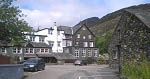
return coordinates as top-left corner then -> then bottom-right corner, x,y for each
42,66 -> 45,70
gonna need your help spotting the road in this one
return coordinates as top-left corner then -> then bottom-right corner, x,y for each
24,64 -> 119,79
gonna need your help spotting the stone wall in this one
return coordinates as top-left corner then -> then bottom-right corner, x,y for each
0,64 -> 24,79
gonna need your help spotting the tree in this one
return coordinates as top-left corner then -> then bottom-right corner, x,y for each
0,0 -> 31,45
96,30 -> 113,54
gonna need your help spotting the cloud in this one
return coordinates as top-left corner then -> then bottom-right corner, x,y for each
16,0 -> 149,29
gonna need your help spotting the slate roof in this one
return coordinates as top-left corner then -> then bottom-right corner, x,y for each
51,53 -> 76,60
125,4 -> 150,28
26,42 -> 50,48
73,24 -> 96,37
57,26 -> 72,34
73,17 -> 99,33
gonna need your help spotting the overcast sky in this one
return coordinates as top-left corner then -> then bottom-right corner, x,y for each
15,0 -> 150,29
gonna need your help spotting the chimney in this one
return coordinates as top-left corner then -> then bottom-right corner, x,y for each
54,22 -> 56,26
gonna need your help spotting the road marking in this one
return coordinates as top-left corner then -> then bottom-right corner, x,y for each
78,75 -> 118,79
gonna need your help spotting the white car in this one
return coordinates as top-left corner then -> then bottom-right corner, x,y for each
74,60 -> 87,66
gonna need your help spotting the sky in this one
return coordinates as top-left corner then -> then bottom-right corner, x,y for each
15,0 -> 150,29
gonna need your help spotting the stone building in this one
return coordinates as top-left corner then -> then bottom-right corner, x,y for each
108,7 -> 150,67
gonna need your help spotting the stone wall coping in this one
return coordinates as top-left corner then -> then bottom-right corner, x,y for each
0,64 -> 23,67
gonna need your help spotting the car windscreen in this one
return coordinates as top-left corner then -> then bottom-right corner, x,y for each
25,59 -> 38,63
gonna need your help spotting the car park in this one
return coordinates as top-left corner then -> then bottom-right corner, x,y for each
23,58 -> 45,72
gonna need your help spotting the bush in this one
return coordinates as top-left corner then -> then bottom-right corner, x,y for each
122,60 -> 150,79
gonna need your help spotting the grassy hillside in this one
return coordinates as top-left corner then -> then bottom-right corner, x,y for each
89,4 -> 150,54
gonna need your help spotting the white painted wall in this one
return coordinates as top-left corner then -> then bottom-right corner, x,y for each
26,25 -> 66,53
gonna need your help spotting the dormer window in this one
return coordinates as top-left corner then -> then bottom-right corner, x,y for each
48,29 -> 53,35
77,34 -> 80,38
83,36 -> 86,39
30,36 -> 35,42
76,42 -> 79,45
88,35 -> 92,39
58,31 -> 60,35
39,37 -> 45,42
82,27 -> 86,30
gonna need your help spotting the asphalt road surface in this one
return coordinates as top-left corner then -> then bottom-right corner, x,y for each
24,64 -> 119,79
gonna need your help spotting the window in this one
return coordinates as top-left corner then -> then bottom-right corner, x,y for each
88,35 -> 92,39
75,49 -> 79,57
58,31 -> 60,35
13,48 -> 17,53
2,48 -> 6,53
37,48 -> 40,53
89,42 -> 94,47
30,48 -> 34,53
13,48 -> 22,54
77,34 -> 80,38
81,48 -> 86,57
88,49 -> 92,57
48,29 -> 53,35
25,48 -> 29,53
67,41 -> 72,46
17,48 -> 22,54
83,42 -> 88,47
41,49 -> 44,53
83,36 -> 86,39
75,42 -> 79,45
82,27 -> 86,30
39,37 -> 45,42
58,41 -> 61,47
45,49 -> 48,53
48,41 -> 54,47
30,36 -> 35,42
93,49 -> 98,57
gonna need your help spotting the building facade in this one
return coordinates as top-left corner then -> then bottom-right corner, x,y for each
64,24 -> 99,62
108,8 -> 150,68
0,23 -> 99,63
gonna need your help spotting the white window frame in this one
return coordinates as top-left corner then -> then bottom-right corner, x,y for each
30,36 -> 35,42
58,41 -> 61,47
58,31 -> 60,35
39,37 -> 45,42
94,49 -> 98,57
76,41 -> 79,45
82,27 -> 86,30
83,42 -> 88,47
89,42 -> 94,47
88,49 -> 92,57
25,48 -> 29,54
40,49 -> 45,53
13,48 -> 22,54
49,41 -> 54,47
88,35 -> 92,39
48,29 -> 53,35
45,49 -> 49,53
81,48 -> 86,57
1,48 -> 6,53
75,49 -> 79,57
29,48 -> 34,54
83,36 -> 86,39
77,34 -> 80,38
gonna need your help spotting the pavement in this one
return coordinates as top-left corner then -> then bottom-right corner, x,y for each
24,64 -> 119,79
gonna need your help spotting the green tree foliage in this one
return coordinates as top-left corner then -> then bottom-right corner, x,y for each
0,0 -> 31,45
96,30 -> 113,54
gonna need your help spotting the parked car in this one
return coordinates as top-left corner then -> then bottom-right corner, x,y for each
17,60 -> 26,64
74,60 -> 87,66
23,58 -> 45,72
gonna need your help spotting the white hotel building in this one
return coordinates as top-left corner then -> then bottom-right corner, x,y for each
25,22 -> 72,53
